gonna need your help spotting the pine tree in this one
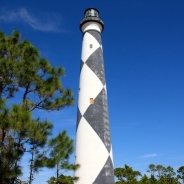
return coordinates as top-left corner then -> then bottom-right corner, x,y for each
177,166 -> 184,184
0,30 -> 74,183
45,131 -> 79,184
114,164 -> 141,184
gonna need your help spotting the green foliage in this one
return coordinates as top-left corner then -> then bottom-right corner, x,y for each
47,175 -> 79,184
177,166 -> 184,184
114,164 -> 181,184
139,174 -> 151,184
114,164 -> 141,184
44,131 -> 79,183
0,30 -> 74,110
147,164 -> 157,177
0,104 -> 53,183
156,164 -> 165,179
0,30 -> 75,183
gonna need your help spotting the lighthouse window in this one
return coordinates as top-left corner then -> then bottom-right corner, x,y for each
90,44 -> 93,48
90,98 -> 94,104
91,9 -> 95,16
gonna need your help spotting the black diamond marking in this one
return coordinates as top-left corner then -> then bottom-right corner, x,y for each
80,59 -> 84,73
93,156 -> 115,184
83,88 -> 111,152
88,30 -> 102,45
85,47 -> 105,85
76,108 -> 82,131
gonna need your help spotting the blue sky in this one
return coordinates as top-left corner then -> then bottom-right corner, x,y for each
0,0 -> 184,183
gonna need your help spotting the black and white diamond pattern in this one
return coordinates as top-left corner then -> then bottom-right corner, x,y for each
75,30 -> 114,184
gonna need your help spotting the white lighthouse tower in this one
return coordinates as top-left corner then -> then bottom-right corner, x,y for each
75,8 -> 115,184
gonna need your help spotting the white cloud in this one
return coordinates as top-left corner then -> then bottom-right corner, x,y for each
0,8 -> 61,32
139,153 -> 158,159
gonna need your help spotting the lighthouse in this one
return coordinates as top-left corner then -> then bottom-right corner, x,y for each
75,8 -> 115,184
